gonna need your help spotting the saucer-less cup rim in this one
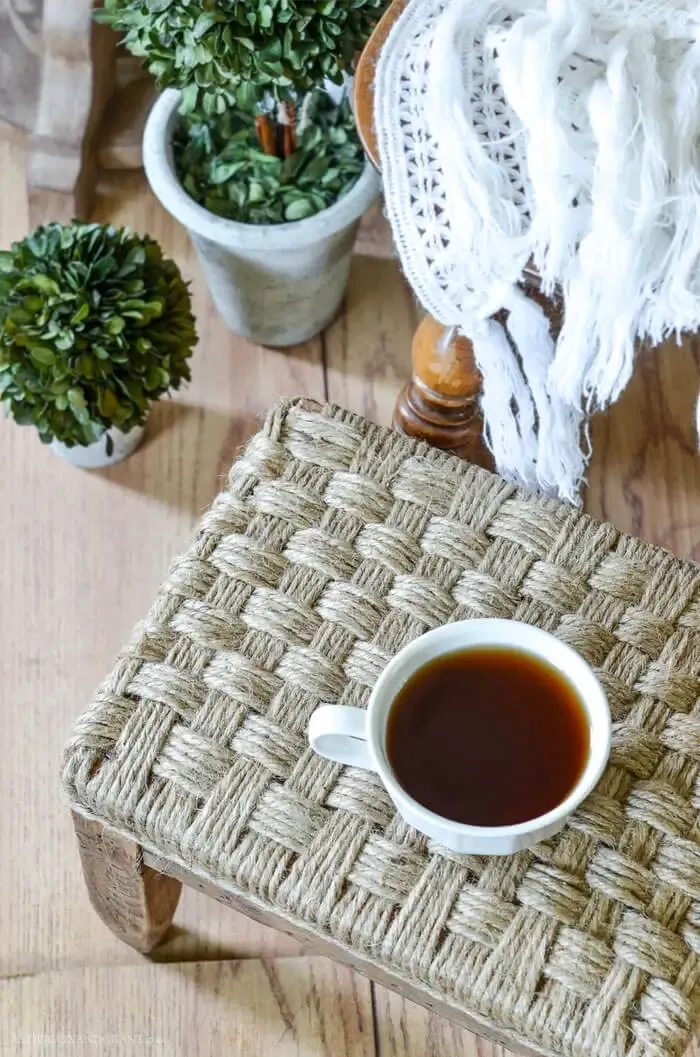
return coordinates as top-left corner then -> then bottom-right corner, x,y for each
308,618 -> 612,853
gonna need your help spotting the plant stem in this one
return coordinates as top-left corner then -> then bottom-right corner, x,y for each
256,106 -> 297,160
255,114 -> 277,156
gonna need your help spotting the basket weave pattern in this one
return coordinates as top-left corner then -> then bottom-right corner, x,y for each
63,400 -> 700,1057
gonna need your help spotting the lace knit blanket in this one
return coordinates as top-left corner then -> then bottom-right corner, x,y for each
375,0 -> 700,501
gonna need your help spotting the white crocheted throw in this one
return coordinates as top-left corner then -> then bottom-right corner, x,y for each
375,0 -> 700,501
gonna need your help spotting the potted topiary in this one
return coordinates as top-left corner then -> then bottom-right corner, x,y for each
0,222 -> 197,469
96,1 -> 385,347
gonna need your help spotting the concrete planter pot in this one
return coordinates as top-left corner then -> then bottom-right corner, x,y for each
50,424 -> 145,469
143,89 -> 381,347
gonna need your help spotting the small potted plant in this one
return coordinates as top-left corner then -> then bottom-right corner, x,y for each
0,222 -> 197,469
96,0 -> 385,347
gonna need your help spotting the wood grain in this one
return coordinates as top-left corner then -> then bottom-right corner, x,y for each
0,151 -> 316,975
140,853 -> 540,1057
355,202 -> 395,260
97,74 -> 156,172
324,255 -> 417,426
393,316 -> 494,466
374,986 -> 510,1057
586,335 -> 700,554
73,815 -> 182,954
1,957 -> 375,1057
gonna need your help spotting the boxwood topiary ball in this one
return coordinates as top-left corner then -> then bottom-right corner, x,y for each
0,222 -> 197,450
95,0 -> 390,114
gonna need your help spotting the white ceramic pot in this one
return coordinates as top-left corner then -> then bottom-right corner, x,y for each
50,425 -> 145,469
143,89 -> 381,347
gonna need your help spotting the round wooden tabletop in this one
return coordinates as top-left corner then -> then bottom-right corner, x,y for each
354,0 -> 407,170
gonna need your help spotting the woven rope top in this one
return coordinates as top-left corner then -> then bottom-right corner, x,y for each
63,399 -> 700,1057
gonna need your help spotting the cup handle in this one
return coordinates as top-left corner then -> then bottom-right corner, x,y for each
308,705 -> 375,771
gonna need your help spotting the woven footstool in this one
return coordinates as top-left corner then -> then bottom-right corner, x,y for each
63,398 -> 700,1057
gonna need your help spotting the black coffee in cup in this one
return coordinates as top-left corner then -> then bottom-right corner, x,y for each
386,646 -> 590,827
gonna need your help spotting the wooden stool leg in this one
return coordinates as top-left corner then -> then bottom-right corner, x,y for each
72,812 -> 181,954
393,316 -> 495,469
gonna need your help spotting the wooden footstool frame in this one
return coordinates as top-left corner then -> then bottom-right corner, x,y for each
64,399 -> 700,1057
72,815 -> 528,1052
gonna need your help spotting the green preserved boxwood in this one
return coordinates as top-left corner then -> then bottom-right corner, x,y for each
96,0 -> 388,113
0,223 -> 196,451
96,0 -> 388,223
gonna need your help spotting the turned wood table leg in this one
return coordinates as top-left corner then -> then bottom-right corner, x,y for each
393,315 -> 495,469
72,812 -> 182,954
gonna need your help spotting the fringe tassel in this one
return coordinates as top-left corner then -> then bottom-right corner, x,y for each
465,289 -> 586,502
494,0 -> 594,291
506,290 -> 586,502
469,315 -> 540,492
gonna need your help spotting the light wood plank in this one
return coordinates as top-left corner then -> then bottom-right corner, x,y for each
324,256 -> 417,425
355,203 -> 395,260
374,986 -> 512,1057
586,335 -> 700,554
2,957 -> 375,1057
0,149 -> 319,973
140,854 -> 543,1057
0,135 -> 29,242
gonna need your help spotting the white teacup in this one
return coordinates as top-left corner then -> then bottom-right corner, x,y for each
309,619 -> 611,855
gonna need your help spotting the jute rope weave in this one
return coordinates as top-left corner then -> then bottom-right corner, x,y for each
63,399 -> 700,1057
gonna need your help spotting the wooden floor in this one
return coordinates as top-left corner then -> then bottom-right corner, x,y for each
1,132 -> 699,1056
